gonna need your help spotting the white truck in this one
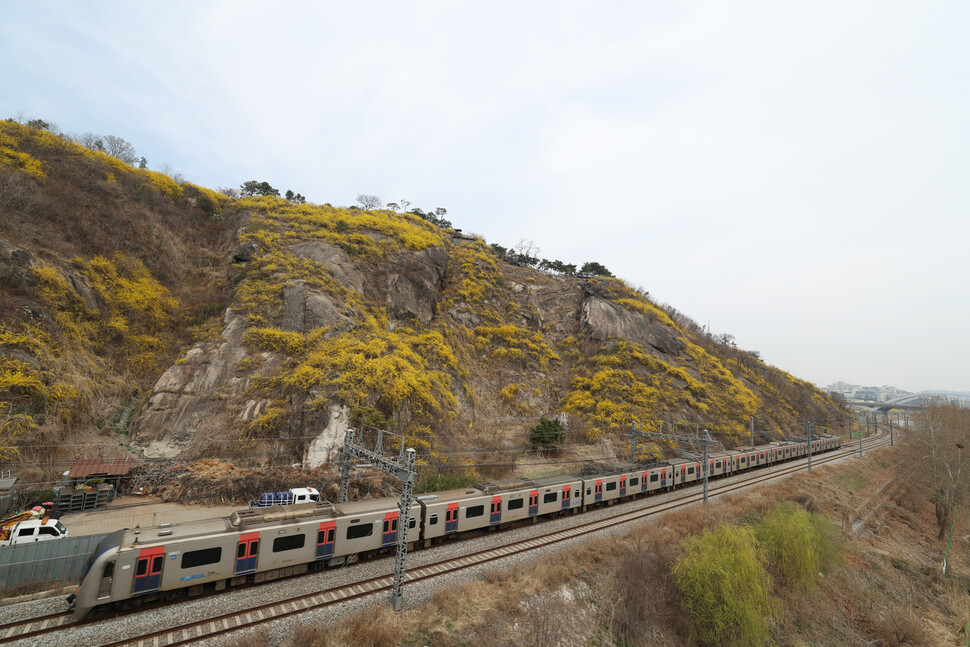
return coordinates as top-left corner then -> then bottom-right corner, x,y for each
251,487 -> 321,508
0,507 -> 69,546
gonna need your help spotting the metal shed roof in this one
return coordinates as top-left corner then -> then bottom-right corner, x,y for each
67,457 -> 134,479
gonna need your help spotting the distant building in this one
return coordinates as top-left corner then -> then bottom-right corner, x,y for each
824,382 -> 913,403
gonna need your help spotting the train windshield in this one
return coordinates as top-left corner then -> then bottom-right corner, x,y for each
86,530 -> 125,570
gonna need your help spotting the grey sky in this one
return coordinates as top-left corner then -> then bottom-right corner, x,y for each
2,2 -> 967,392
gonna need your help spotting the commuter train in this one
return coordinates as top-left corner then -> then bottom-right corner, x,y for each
69,435 -> 841,618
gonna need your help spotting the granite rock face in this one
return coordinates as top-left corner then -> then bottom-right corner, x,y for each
132,243 -> 452,462
382,246 -> 448,325
580,284 -> 684,356
135,310 -> 260,458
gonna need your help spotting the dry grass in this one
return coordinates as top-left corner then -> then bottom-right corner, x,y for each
277,450 -> 970,647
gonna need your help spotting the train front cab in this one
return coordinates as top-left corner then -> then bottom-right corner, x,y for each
70,529 -> 125,619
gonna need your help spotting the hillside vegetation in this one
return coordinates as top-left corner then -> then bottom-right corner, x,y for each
0,120 -> 850,486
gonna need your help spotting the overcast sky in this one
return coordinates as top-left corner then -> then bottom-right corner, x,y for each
2,2 -> 967,393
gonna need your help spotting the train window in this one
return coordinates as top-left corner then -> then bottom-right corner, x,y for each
586,488 -> 592,495
409,518 -> 417,529
273,535 -> 306,552
650,474 -> 658,482
152,556 -> 163,572
508,498 -> 524,510
237,543 -> 246,558
688,467 -> 694,475
346,524 -> 374,540
430,514 -> 439,525
605,482 -> 617,492
182,547 -> 222,569
543,492 -> 558,504
136,559 -> 147,576
629,477 -> 639,487
103,561 -> 115,578
466,505 -> 485,519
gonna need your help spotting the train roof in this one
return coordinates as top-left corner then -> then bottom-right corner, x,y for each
333,498 -> 419,517
666,457 -> 700,467
413,488 -> 485,504
533,474 -> 582,487
123,517 -> 231,548
474,477 -> 537,493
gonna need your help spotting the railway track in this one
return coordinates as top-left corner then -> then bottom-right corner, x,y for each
1,430 -> 891,646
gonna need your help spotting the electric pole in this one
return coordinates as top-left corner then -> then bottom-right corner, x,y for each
338,426 -> 417,611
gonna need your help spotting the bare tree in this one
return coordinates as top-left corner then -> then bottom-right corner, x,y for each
102,135 -> 137,165
356,194 -> 382,210
900,400 -> 970,539
76,132 -> 105,151
513,238 -> 540,259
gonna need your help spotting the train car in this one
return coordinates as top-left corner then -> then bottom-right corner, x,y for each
707,452 -> 731,477
329,497 -> 421,563
579,465 -> 646,506
69,499 -> 421,620
533,475 -> 583,514
769,441 -> 794,461
417,487 -> 496,542
642,464 -> 673,492
666,458 -> 702,486
723,450 -> 751,473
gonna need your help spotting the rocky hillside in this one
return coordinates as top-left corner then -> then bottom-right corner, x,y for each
0,121 -> 850,482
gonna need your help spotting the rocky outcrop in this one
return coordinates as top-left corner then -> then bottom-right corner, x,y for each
382,246 -> 448,325
134,309 -> 267,458
281,281 -> 354,333
290,241 -> 364,293
0,239 -> 36,287
580,289 -> 684,356
305,404 -> 350,467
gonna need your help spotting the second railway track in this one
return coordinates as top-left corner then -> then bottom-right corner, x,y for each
2,429 -> 892,647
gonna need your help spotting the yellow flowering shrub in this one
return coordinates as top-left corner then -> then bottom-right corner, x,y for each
0,124 -> 47,179
0,402 -> 36,460
473,324 -> 559,367
245,312 -> 458,428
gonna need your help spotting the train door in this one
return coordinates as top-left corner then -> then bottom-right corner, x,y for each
382,512 -> 399,546
316,521 -> 335,559
680,466 -> 686,482
490,496 -> 502,525
561,485 -> 571,510
132,546 -> 165,595
641,471 -> 648,493
529,490 -> 539,517
594,480 -> 603,503
235,532 -> 259,575
619,475 -> 627,497
660,468 -> 667,488
445,503 -> 459,534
